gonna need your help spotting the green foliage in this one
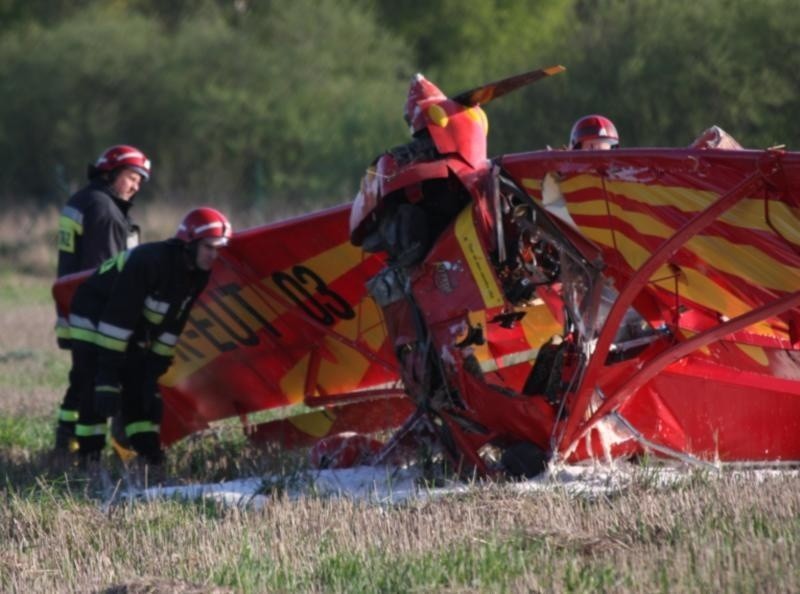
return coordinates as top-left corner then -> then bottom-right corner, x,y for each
0,0 -> 410,210
553,0 -> 800,148
373,0 -> 574,153
0,6 -> 165,201
0,0 -> 798,211
375,0 -> 800,151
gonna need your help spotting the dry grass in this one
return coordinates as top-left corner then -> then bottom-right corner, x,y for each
1,472 -> 799,592
1,209 -> 799,593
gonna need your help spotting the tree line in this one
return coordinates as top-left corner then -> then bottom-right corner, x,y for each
0,0 -> 797,212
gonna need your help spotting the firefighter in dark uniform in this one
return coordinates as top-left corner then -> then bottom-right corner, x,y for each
54,145 -> 151,452
67,207 -> 232,467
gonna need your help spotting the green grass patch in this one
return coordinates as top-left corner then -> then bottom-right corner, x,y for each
0,271 -> 53,305
0,413 -> 53,451
0,350 -> 69,391
216,532 -> 603,593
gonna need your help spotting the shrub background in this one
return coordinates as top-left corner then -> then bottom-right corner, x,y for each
0,0 -> 797,213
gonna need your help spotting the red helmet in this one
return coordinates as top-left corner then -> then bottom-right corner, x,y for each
93,144 -> 151,180
404,73 -> 447,135
569,115 -> 619,149
175,207 -> 232,246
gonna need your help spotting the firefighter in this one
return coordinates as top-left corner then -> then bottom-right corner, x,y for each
569,114 -> 619,150
68,207 -> 232,469
54,145 -> 152,452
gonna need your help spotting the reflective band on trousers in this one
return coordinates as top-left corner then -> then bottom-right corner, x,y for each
76,423 -> 107,437
151,342 -> 175,357
145,296 -> 169,315
69,326 -> 99,345
157,332 -> 178,346
97,320 -> 133,340
143,310 -> 165,325
68,314 -> 95,331
58,408 -> 79,422
126,420 -> 159,437
96,384 -> 121,395
95,333 -> 128,352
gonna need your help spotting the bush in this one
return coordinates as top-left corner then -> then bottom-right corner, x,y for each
0,0 -> 411,211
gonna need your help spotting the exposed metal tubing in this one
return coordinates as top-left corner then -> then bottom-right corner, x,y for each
612,412 -> 719,471
558,160 -> 775,450
583,288 -> 800,429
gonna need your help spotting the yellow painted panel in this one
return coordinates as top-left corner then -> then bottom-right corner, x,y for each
606,178 -> 800,243
685,235 -> 800,292
288,409 -> 334,438
679,329 -> 712,356
654,268 -> 778,337
519,302 -> 564,349
428,104 -> 449,127
317,337 -> 370,393
455,207 -> 504,308
581,226 -> 783,338
279,353 -> 310,403
516,169 -> 799,245
579,226 -> 616,252
521,177 -> 542,192
576,202 -> 800,292
604,178 -> 715,211
356,297 -> 388,351
734,343 -> 769,367
560,174 -> 604,194
568,199 -> 674,238
302,240 -> 365,285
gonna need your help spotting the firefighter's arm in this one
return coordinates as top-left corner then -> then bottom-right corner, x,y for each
81,195 -> 126,270
93,249 -> 155,415
148,270 -> 210,369
139,275 -> 207,418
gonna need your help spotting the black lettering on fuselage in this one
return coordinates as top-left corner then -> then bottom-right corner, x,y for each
175,329 -> 206,362
215,282 -> 282,338
192,308 -> 238,352
272,265 -> 355,326
173,266 -> 354,366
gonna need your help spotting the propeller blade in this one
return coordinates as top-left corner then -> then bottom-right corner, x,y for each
451,65 -> 566,106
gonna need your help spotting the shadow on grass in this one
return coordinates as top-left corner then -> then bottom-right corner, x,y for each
0,428 -> 312,497
0,447 -> 90,497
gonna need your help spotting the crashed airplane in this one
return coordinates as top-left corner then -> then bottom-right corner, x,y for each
54,66 -> 800,477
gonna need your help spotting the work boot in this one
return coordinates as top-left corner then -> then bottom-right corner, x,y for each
51,424 -> 79,471
54,422 -> 79,454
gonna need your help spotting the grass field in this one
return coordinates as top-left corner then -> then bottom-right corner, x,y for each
1,209 -> 799,593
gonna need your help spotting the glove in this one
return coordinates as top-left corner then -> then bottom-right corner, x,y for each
94,383 -> 121,418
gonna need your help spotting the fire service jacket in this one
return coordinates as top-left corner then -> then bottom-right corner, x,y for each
68,239 -> 211,387
55,182 -> 141,347
57,181 -> 141,278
